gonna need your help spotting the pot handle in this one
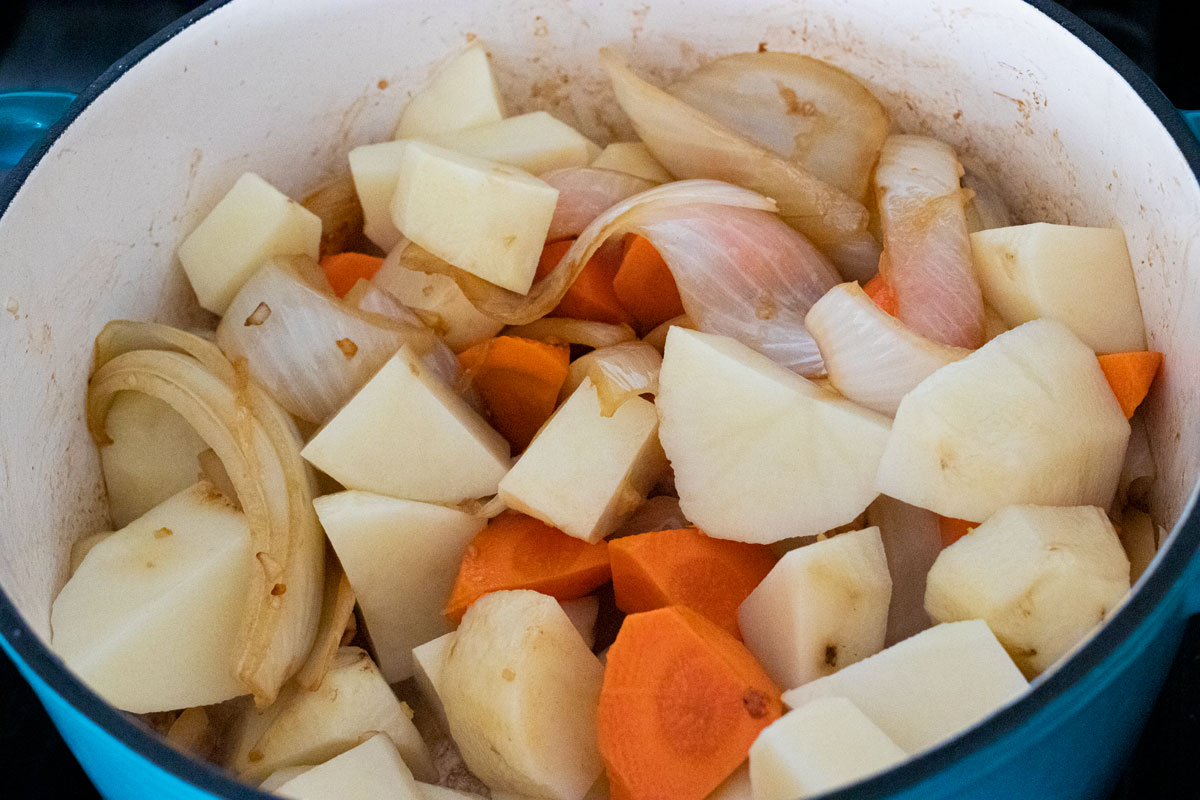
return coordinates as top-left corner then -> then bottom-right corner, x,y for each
0,90 -> 76,178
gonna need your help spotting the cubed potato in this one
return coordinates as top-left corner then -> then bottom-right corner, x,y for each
876,320 -> 1130,522
749,697 -> 906,800
969,223 -> 1146,353
589,142 -> 672,183
924,505 -> 1130,677
442,590 -> 604,800
270,733 -> 422,800
373,253 -> 503,352
781,620 -> 1027,752
738,527 -> 892,689
50,482 -> 251,713
498,379 -> 666,543
420,112 -> 599,175
314,491 -> 485,682
657,327 -> 891,543
390,142 -> 558,294
418,783 -> 487,800
394,42 -> 505,139
411,631 -> 456,733
348,141 -> 409,251
68,531 -> 113,576
178,172 -> 321,314
229,647 -> 436,784
99,392 -> 208,528
301,347 -> 511,503
260,766 -> 315,794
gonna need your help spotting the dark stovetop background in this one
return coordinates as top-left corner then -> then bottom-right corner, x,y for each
1,0 -> 1198,797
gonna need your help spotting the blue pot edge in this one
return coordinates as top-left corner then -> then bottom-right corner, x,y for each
0,1 -> 1196,799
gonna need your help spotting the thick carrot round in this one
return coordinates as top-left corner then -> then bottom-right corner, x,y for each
938,515 -> 976,548
598,606 -> 782,800
444,510 -> 612,624
863,272 -> 898,317
1097,351 -> 1162,419
457,335 -> 570,451
319,252 -> 384,297
609,528 -> 776,639
612,235 -> 685,334
539,239 -> 634,326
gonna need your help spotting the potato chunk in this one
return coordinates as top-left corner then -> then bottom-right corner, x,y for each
394,42 -> 505,139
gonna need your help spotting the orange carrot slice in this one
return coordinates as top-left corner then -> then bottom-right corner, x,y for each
938,516 -> 977,548
598,606 -> 782,800
1097,351 -> 1162,419
444,511 -> 611,624
612,235 -> 685,333
457,336 -> 570,451
539,239 -> 634,325
863,273 -> 898,317
319,252 -> 384,297
609,528 -> 776,639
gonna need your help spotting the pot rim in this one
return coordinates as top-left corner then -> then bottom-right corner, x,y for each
0,1 -> 1197,798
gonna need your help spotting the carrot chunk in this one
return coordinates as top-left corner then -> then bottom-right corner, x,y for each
539,239 -> 634,325
938,516 -> 977,548
598,606 -> 782,800
319,252 -> 384,297
457,336 -> 570,451
609,528 -> 776,639
444,511 -> 611,624
1097,351 -> 1163,419
612,235 -> 685,333
863,273 -> 898,317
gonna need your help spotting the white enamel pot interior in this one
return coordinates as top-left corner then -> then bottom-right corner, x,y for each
0,0 -> 1198,798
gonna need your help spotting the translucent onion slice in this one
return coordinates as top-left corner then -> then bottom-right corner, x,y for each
642,314 -> 693,353
667,51 -> 889,199
302,172 -> 372,259
805,282 -> 970,416
87,332 -> 324,705
561,341 -> 663,415
216,256 -> 454,423
962,170 -> 1013,233
397,179 -> 776,326
342,277 -> 462,387
504,317 -> 637,349
294,554 -> 357,692
635,204 -> 840,376
875,135 -> 985,350
600,50 -> 869,258
540,167 -> 657,241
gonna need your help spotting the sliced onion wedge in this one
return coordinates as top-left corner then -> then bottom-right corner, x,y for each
540,167 -> 657,241
87,325 -> 324,705
394,179 -> 776,325
642,314 -> 693,353
875,135 -> 984,349
667,51 -> 889,199
561,341 -> 663,415
505,317 -> 637,349
806,282 -> 970,415
962,170 -> 1013,233
600,50 -> 869,258
294,554 -> 357,692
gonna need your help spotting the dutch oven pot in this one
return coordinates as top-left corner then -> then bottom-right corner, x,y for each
1,1 -> 1198,798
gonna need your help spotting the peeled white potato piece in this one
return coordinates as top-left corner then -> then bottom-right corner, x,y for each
866,495 -> 942,645
411,631 -> 456,734
749,696 -> 906,800
498,378 -> 666,543
739,527 -> 891,689
229,647 -> 436,784
349,141 -> 409,252
302,347 -> 510,503
314,491 -> 483,682
418,783 -> 487,800
419,112 -> 599,175
51,481 -> 250,713
590,142 -> 672,183
374,246 -> 503,352
395,42 -> 505,139
924,505 -> 1131,677
657,327 -> 891,543
390,142 -> 558,294
99,391 -> 208,528
272,733 -> 422,800
68,531 -> 112,576
1120,508 -> 1157,583
876,320 -> 1130,522
969,223 -> 1146,353
260,766 -> 314,794
178,172 -> 321,314
441,590 -> 604,800
781,620 -> 1028,753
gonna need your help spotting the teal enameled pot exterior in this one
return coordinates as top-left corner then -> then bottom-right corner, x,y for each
1,1 -> 1198,798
